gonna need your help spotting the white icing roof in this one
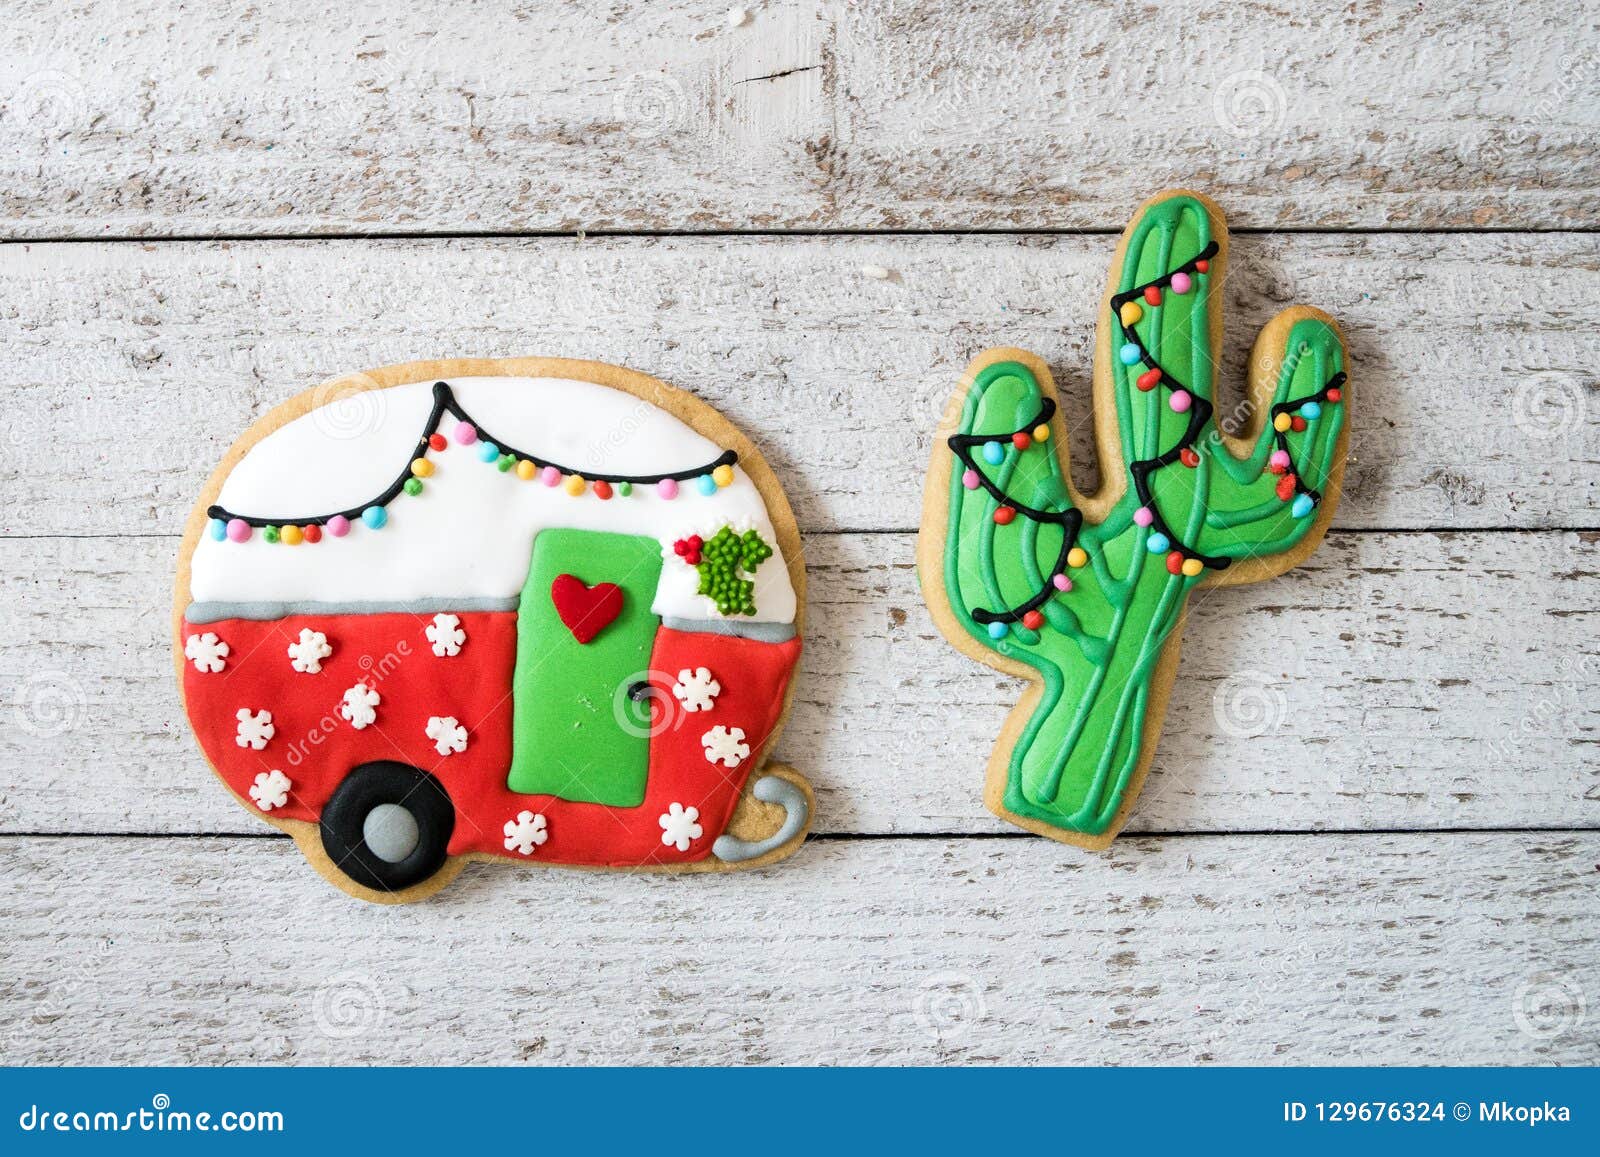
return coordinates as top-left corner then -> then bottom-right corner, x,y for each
188,376 -> 797,625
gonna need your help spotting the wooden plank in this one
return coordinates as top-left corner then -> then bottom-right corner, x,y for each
2,832 -> 1594,1064
2,1 -> 1595,236
3,530 -> 1594,836
2,233 -> 1596,536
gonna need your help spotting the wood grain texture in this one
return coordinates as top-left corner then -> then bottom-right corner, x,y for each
2,1 -> 1596,236
2,833 -> 1594,1064
5,530 -> 1595,836
2,233 -> 1597,536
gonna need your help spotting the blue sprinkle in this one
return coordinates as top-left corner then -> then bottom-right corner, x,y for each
696,474 -> 717,496
362,506 -> 388,530
477,441 -> 499,462
207,518 -> 227,541
1146,532 -> 1170,553
987,621 -> 1009,640
1291,493 -> 1315,518
1300,401 -> 1322,420
981,440 -> 1005,466
1119,342 -> 1142,366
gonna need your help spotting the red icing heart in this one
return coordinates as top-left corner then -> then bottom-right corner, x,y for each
550,574 -> 624,644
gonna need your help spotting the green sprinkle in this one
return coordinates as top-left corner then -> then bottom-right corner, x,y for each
404,477 -> 423,496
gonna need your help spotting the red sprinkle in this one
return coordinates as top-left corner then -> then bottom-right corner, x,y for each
993,506 -> 1016,525
303,523 -> 322,544
1143,285 -> 1162,307
1326,387 -> 1342,403
1195,259 -> 1209,273
1268,459 -> 1287,475
1166,550 -> 1184,575
594,480 -> 613,500
428,433 -> 447,452
1021,610 -> 1044,631
1136,368 -> 1163,392
1291,415 -> 1308,433
1276,474 -> 1298,501
1179,447 -> 1200,468
1012,431 -> 1032,451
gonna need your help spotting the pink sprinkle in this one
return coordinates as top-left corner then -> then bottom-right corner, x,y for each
226,518 -> 252,543
1133,506 -> 1154,528
657,478 -> 679,500
1170,271 -> 1192,294
1169,390 -> 1192,413
453,422 -> 477,445
540,466 -> 562,486
326,514 -> 350,538
962,469 -> 980,490
1269,449 -> 1292,470
1052,573 -> 1071,592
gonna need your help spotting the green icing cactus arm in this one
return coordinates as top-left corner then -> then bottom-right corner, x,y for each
919,191 -> 1351,848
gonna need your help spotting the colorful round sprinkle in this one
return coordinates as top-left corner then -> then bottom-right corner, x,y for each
993,506 -> 1016,525
403,477 -> 423,495
226,518 -> 252,543
1012,431 -> 1031,451
1170,271 -> 1192,295
1195,259 -> 1209,273
1273,413 -> 1293,433
453,422 -> 478,445
281,524 -> 304,545
1269,449 -> 1292,472
263,525 -> 280,544
1300,400 -> 1322,420
1182,557 -> 1204,578
987,621 -> 1008,640
657,478 -> 679,500
477,441 -> 499,463
1169,390 -> 1192,413
982,441 -> 1005,466
1136,368 -> 1163,392
1022,610 -> 1045,631
496,454 -> 515,473
362,507 -> 387,529
1052,573 -> 1071,592
541,466 -> 561,486
327,515 -> 350,538
1291,493 -> 1315,518
1119,301 -> 1143,326
962,469 -> 980,490
1147,532 -> 1170,553
1143,285 -> 1162,307
1291,415 -> 1308,433
594,480 -> 614,500
304,523 -> 322,544
712,463 -> 735,488
1133,506 -> 1154,527
618,481 -> 633,497
695,474 -> 717,496
427,433 -> 447,453
1179,447 -> 1200,468
1326,387 -> 1342,403
1067,546 -> 1088,569
1033,424 -> 1050,442
411,458 -> 434,478
1119,342 -> 1142,366
207,518 -> 226,541
566,474 -> 588,497
1166,550 -> 1184,575
513,459 -> 533,481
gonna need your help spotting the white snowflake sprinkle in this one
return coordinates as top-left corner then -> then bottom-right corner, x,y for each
503,810 -> 548,855
426,613 -> 466,657
658,802 -> 704,852
286,628 -> 332,674
339,682 -> 380,730
425,715 -> 468,756
234,708 -> 274,750
249,768 -> 291,811
185,632 -> 229,673
671,666 -> 721,713
701,724 -> 750,768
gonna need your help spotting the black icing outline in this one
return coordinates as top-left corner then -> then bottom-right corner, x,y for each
209,381 -> 739,528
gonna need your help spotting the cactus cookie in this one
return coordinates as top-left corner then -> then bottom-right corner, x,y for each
917,190 -> 1351,849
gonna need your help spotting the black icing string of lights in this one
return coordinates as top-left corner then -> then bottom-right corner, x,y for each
948,396 -> 1085,627
206,381 -> 739,545
1266,371 -> 1347,511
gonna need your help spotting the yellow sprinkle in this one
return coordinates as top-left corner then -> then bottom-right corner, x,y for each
712,463 -> 735,487
411,458 -> 434,478
1119,301 -> 1143,326
515,459 -> 535,481
281,525 -> 303,546
1033,424 -> 1050,442
1181,558 -> 1203,577
1067,546 -> 1088,569
564,474 -> 586,496
1273,413 -> 1292,433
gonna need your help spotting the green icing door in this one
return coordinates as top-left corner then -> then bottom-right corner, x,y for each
508,529 -> 662,806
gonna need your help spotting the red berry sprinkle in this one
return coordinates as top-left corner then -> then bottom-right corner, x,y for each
1326,387 -> 1342,403
993,506 -> 1016,525
428,433 -> 447,452
1136,368 -> 1163,392
1179,447 -> 1200,468
1195,259 -> 1209,273
1012,432 -> 1031,451
1143,285 -> 1162,307
1291,415 -> 1308,433
303,523 -> 322,544
1166,550 -> 1184,575
1021,610 -> 1045,631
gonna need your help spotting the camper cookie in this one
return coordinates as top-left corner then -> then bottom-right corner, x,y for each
918,191 -> 1352,848
174,358 -> 812,902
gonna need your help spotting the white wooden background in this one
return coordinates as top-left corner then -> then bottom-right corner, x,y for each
2,0 -> 1597,1065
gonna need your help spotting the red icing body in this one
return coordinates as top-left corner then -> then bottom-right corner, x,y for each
183,611 -> 800,867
